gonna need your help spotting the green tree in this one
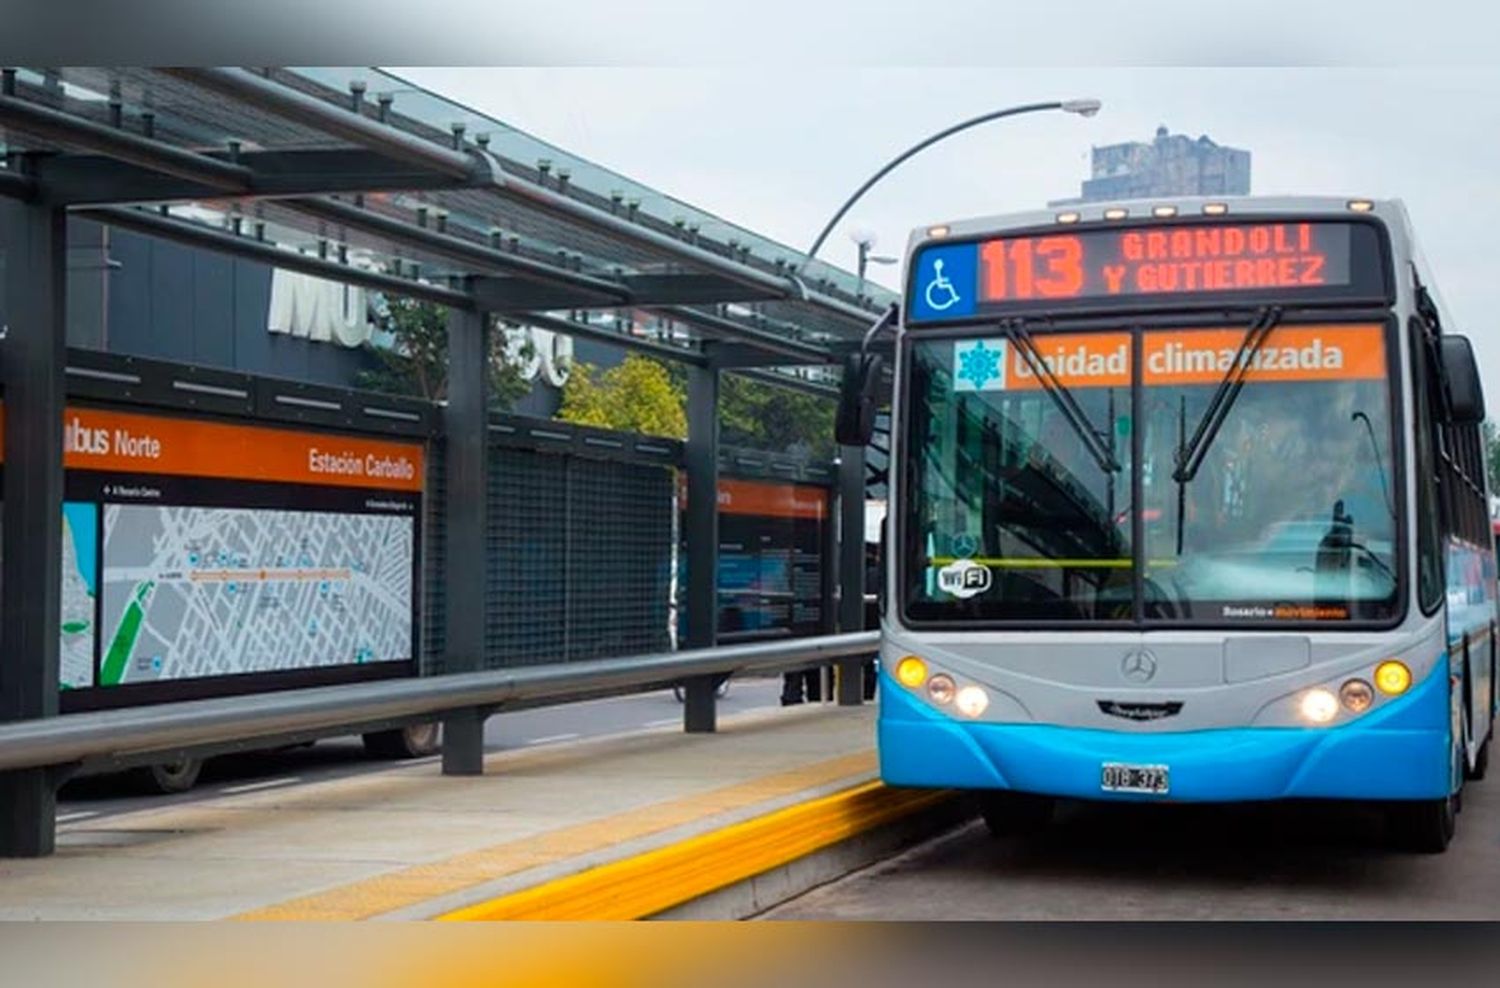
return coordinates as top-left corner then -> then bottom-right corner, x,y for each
557,353 -> 688,439
555,352 -> 836,456
356,296 -> 532,410
720,373 -> 835,459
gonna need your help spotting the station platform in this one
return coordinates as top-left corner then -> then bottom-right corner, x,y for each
0,702 -> 953,921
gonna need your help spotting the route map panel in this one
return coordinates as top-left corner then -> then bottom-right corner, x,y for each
0,403 -> 425,708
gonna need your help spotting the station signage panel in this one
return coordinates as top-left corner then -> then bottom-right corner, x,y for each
676,477 -> 830,642
715,479 -> 828,640
0,404 -> 423,710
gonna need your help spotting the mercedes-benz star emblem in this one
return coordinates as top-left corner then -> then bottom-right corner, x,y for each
1120,650 -> 1158,683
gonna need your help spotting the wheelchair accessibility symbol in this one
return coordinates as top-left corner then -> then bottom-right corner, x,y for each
924,259 -> 962,312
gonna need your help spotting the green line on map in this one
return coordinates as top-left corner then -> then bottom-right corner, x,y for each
61,620 -> 90,635
100,581 -> 153,687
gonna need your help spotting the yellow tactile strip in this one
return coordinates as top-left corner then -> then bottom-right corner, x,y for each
438,780 -> 951,921
233,750 -> 877,921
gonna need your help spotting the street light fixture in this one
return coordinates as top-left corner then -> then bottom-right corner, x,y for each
849,229 -> 898,294
804,98 -> 1104,266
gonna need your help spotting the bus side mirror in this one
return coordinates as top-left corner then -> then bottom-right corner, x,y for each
1439,335 -> 1486,424
835,351 -> 884,447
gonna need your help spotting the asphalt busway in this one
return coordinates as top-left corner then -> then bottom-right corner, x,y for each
0,64 -> 901,881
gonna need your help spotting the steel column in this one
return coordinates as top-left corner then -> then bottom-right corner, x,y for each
836,444 -> 868,706
819,480 -> 840,637
683,364 -> 720,732
0,198 -> 67,856
441,300 -> 490,775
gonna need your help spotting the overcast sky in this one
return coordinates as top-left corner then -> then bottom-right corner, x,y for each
397,67 -> 1500,397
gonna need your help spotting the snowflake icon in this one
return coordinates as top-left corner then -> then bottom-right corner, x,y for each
955,340 -> 1003,391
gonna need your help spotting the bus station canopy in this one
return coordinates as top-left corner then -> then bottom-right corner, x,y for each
0,66 -> 899,379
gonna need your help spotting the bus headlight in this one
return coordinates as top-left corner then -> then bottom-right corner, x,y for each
954,685 -> 990,718
895,656 -> 928,689
1299,688 -> 1339,724
1374,660 -> 1411,696
1340,679 -> 1374,713
927,674 -> 956,705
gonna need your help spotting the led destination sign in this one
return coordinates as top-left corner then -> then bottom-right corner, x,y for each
907,220 -> 1385,321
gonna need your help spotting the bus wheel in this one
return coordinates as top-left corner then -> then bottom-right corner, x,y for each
131,756 -> 203,795
1469,733 -> 1490,782
978,792 -> 1055,838
1462,682 -> 1488,781
1387,794 -> 1456,853
363,723 -> 441,759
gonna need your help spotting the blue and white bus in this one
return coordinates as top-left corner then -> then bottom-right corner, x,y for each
839,196 -> 1496,852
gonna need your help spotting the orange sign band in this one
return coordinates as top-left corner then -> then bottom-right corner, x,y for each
1141,324 -> 1385,385
0,404 -> 424,493
715,478 -> 828,520
974,324 -> 1385,391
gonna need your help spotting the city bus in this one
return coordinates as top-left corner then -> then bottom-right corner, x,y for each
837,196 -> 1496,852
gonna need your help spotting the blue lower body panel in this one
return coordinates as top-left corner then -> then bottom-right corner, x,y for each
878,664 -> 1453,802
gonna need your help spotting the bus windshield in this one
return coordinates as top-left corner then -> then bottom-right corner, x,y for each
902,322 -> 1400,625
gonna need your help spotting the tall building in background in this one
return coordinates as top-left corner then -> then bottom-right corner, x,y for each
1051,126 -> 1251,205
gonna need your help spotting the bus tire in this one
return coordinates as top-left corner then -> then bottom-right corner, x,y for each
978,792 -> 1055,838
131,756 -> 203,795
363,723 -> 441,759
1462,673 -> 1487,781
1387,795 -> 1456,854
1469,734 -> 1490,782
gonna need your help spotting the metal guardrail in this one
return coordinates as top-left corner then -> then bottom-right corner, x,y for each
0,631 -> 880,774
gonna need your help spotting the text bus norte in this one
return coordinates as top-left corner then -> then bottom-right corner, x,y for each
837,195 -> 1498,852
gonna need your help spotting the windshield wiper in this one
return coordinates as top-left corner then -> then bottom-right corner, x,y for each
1171,305 -> 1283,485
1352,410 -> 1396,519
1002,318 -> 1122,474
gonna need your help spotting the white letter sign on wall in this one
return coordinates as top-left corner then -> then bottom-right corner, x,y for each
268,270 -> 372,348
501,325 -> 573,387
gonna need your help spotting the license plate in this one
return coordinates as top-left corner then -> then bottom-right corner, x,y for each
1101,762 -> 1169,794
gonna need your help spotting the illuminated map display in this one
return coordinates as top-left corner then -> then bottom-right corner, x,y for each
0,403 -> 425,709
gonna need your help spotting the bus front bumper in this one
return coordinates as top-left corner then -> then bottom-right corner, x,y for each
877,666 -> 1453,803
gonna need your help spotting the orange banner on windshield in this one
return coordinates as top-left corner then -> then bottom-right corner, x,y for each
1143,324 -> 1386,385
960,324 -> 1386,393
1000,332 -> 1132,391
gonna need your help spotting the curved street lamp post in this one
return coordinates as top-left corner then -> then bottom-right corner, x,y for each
805,98 -> 1103,266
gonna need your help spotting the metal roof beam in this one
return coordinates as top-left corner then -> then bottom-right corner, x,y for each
732,367 -> 841,400
80,205 -> 474,310
0,92 -> 252,194
486,170 -> 879,328
33,149 -> 478,206
0,166 -> 37,201
287,196 -> 629,303
705,342 -> 824,369
164,68 -> 482,182
615,273 -> 783,307
655,305 -> 833,365
513,311 -> 708,367
473,272 -> 784,313
472,277 -> 629,312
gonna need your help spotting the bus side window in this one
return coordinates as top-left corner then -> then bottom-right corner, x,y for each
1410,317 -> 1445,614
